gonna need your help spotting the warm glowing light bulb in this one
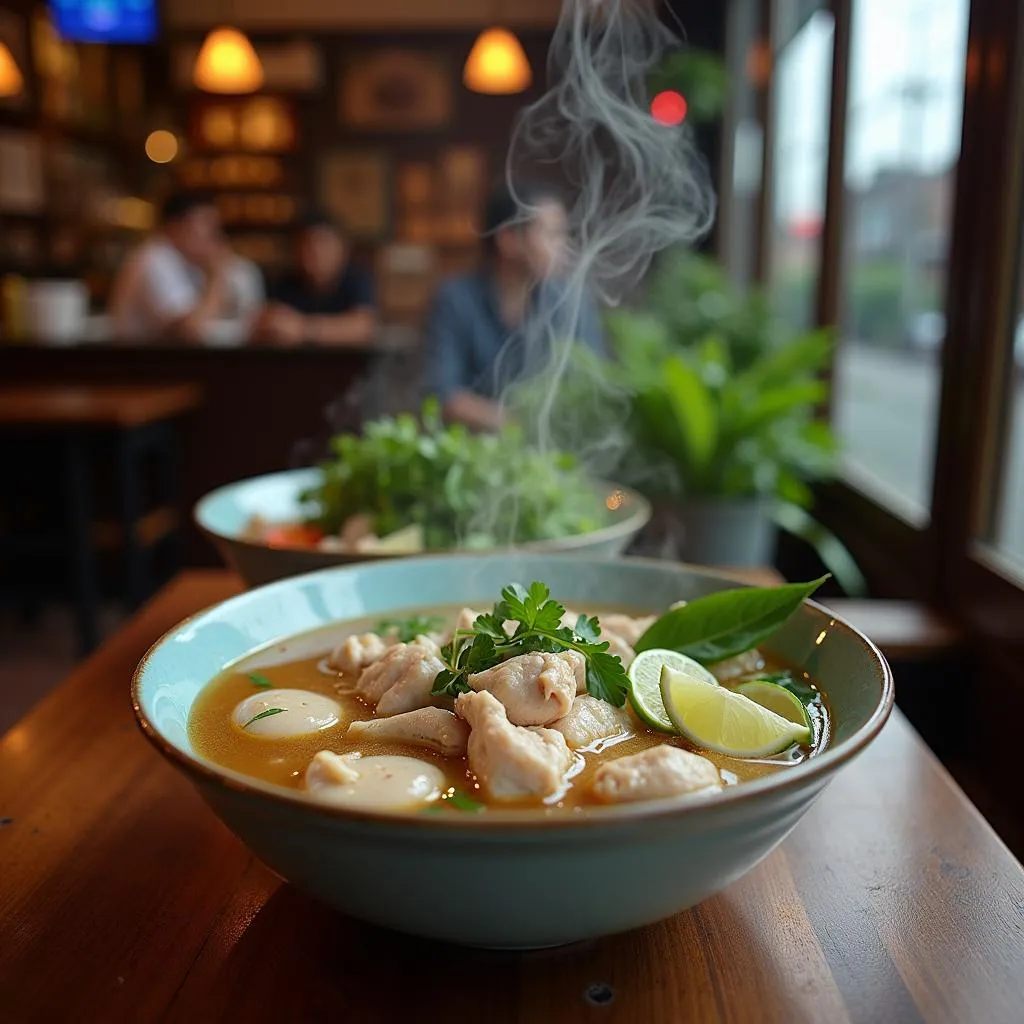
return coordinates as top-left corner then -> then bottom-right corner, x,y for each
651,90 -> 688,126
145,130 -> 179,164
464,27 -> 532,95
0,42 -> 24,99
193,27 -> 263,95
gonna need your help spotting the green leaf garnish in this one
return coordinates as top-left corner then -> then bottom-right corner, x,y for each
247,672 -> 273,689
374,614 -> 447,644
243,707 -> 286,729
635,576 -> 829,665
446,790 -> 484,812
431,581 -> 630,708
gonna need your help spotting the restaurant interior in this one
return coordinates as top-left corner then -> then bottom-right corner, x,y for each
2,0 -> 1024,1019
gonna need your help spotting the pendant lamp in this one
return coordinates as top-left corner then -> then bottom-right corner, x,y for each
194,26 -> 263,94
464,23 -> 532,95
0,42 -> 24,99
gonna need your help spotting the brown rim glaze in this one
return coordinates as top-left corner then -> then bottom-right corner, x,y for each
130,555 -> 895,833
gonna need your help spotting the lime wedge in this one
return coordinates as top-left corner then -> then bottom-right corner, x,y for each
661,665 -> 811,756
628,648 -> 717,733
735,680 -> 812,732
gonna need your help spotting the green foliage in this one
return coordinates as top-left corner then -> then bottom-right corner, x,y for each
648,49 -> 728,123
848,260 -> 904,346
604,254 -> 838,501
634,576 -> 829,664
301,400 -> 607,549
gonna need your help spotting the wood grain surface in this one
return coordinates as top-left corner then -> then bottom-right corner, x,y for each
0,385 -> 202,428
1,571 -> 1022,1024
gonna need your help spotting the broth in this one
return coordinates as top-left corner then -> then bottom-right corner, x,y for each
189,605 -> 830,815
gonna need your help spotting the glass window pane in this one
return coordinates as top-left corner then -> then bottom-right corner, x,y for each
831,0 -> 970,519
769,6 -> 834,331
991,246 -> 1024,569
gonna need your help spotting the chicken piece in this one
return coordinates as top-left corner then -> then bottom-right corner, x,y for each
347,707 -> 470,757
591,746 -> 722,804
710,649 -> 765,683
456,690 -> 573,801
355,638 -> 445,711
305,751 -> 445,811
469,651 -> 582,725
327,632 -> 390,675
600,613 -> 657,647
549,695 -> 634,750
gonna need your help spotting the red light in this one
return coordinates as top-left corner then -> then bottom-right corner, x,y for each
651,90 -> 688,126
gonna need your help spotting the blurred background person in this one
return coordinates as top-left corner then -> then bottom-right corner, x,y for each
108,192 -> 263,343
426,182 -> 603,431
256,211 -> 377,347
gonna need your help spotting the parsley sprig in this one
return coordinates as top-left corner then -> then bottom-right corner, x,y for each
374,614 -> 447,644
430,582 -> 629,707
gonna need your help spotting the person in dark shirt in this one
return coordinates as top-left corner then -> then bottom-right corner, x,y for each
427,182 -> 603,431
256,211 -> 377,346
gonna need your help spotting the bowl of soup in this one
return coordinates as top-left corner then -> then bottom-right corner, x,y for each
132,555 -> 893,948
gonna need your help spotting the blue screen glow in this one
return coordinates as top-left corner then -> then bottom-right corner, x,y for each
50,0 -> 158,44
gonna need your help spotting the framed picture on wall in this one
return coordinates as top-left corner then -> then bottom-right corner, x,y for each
340,50 -> 452,132
319,150 -> 391,240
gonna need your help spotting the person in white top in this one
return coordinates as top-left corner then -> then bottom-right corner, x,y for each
108,192 -> 263,343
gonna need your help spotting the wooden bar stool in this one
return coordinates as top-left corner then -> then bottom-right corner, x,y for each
0,384 -> 202,653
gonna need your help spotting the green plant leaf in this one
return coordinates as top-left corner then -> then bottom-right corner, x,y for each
634,576 -> 829,664
247,672 -> 273,689
663,356 -> 718,473
730,380 -> 829,435
772,502 -> 868,598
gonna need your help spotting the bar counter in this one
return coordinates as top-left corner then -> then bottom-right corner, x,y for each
0,335 -> 412,563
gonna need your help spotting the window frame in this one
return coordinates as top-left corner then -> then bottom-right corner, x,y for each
757,0 -> 1024,623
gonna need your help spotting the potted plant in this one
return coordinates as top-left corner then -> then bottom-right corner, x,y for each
509,251 -> 864,590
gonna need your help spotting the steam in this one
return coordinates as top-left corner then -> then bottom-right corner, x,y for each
471,0 -> 715,543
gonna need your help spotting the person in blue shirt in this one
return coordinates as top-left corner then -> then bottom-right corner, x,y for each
427,182 -> 604,430
256,211 -> 377,347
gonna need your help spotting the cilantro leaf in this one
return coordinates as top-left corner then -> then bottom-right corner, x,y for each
247,672 -> 273,689
585,651 -> 630,707
573,614 -> 602,644
427,582 -> 629,708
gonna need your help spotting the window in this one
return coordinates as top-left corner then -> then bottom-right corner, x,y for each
831,0 -> 970,519
769,6 -> 834,330
990,232 -> 1024,572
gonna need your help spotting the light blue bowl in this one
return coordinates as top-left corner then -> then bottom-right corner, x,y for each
132,555 -> 893,948
194,468 -> 652,588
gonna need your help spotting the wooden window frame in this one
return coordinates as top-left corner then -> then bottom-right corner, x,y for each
759,0 -> 1024,630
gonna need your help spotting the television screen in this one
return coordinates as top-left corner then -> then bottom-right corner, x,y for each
49,0 -> 158,44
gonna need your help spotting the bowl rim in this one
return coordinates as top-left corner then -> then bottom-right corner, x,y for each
130,554 -> 895,832
192,467 -> 652,561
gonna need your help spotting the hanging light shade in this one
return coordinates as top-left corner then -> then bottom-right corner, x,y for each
464,27 -> 532,95
193,27 -> 263,95
0,42 -> 24,99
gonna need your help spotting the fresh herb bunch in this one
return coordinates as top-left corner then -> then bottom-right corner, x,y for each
300,400 -> 607,550
431,582 -> 629,707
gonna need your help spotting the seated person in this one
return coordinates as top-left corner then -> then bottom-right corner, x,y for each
427,182 -> 603,431
256,211 -> 377,346
109,192 -> 263,343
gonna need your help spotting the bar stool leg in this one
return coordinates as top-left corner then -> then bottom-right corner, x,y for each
64,435 -> 99,655
117,430 -> 146,609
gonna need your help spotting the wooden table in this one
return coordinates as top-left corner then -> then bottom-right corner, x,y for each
2,571 -> 1023,1024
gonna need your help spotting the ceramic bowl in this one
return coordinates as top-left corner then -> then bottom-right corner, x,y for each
194,468 -> 652,588
132,555 -> 893,949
